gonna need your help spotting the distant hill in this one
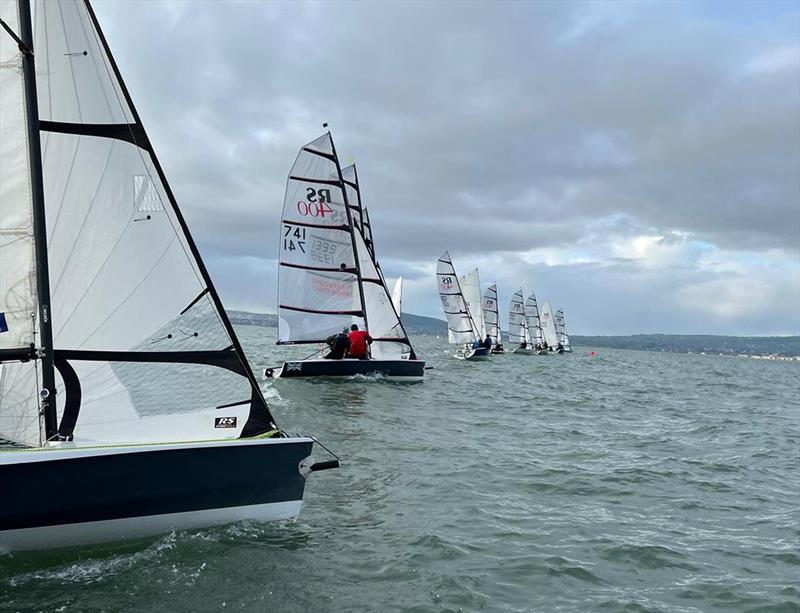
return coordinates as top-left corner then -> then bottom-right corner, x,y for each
227,311 -> 799,357
573,334 -> 800,357
228,310 -> 276,327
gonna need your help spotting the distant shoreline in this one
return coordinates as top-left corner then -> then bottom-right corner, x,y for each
227,310 -> 800,358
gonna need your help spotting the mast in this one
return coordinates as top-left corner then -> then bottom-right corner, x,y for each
329,135 -> 369,336
17,0 -> 58,440
82,0 -> 275,431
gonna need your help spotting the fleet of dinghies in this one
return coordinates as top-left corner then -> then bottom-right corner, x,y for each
436,255 -> 573,359
0,0 -> 575,554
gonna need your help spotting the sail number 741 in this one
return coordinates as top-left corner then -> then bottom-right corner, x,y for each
283,224 -> 306,253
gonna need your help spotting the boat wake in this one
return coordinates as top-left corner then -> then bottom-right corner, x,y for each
2,532 -> 178,586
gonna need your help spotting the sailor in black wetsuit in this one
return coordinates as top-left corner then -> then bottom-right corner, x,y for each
482,335 -> 493,350
324,328 -> 350,359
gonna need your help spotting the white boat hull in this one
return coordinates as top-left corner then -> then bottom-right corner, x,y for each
1,500 -> 302,552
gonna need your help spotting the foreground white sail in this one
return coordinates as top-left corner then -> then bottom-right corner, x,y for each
436,252 -> 489,360
267,143 -> 423,379
0,0 -> 336,552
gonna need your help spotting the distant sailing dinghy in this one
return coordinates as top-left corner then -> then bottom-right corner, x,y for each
555,308 -> 572,353
436,252 -> 490,360
525,292 -> 548,355
0,0 -> 336,552
482,284 -> 505,353
509,289 -> 534,354
266,137 -> 423,380
540,301 -> 560,354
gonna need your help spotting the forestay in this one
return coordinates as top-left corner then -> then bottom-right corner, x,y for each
508,289 -> 529,345
482,284 -> 500,344
525,292 -> 544,346
460,269 -> 485,339
540,301 -> 559,348
0,0 -> 275,446
437,252 -> 480,345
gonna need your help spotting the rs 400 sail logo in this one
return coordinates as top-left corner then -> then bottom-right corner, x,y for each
214,417 -> 237,428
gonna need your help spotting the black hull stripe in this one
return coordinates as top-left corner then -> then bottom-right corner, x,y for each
0,441 -> 312,530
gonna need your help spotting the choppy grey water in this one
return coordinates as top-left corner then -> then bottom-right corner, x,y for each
2,327 -> 798,613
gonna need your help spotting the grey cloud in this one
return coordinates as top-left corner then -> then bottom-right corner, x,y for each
92,0 -> 800,334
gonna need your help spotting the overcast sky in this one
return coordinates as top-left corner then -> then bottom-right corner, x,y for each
94,0 -> 799,335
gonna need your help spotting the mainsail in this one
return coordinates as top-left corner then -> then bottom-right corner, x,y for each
436,252 -> 480,344
341,163 -> 415,360
277,146 -> 413,359
555,308 -> 571,350
460,269 -> 484,339
482,283 -> 501,345
524,292 -> 544,347
540,300 -> 559,349
508,288 -> 529,345
0,0 -> 275,446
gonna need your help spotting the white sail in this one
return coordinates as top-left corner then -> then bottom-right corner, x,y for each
1,0 -> 275,446
482,283 -> 501,344
391,276 -> 403,314
525,292 -> 544,346
437,252 -> 480,345
461,269 -> 484,339
556,308 -> 571,350
354,229 -> 409,359
277,133 -> 363,344
540,300 -> 559,349
0,0 -> 40,444
507,289 -> 528,345
339,162 -> 414,360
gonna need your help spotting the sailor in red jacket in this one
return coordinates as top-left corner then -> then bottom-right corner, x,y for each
347,324 -> 372,359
